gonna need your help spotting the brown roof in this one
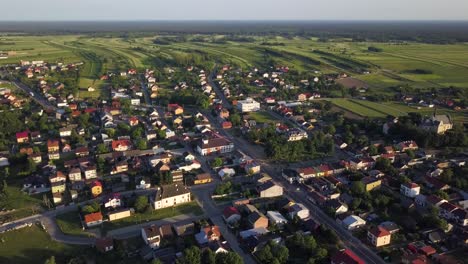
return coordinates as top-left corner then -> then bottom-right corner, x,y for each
369,226 -> 390,238
143,224 -> 161,238
95,237 -> 113,251
196,173 -> 212,181
198,137 -> 232,149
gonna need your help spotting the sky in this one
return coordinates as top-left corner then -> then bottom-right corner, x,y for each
1,0 -> 468,21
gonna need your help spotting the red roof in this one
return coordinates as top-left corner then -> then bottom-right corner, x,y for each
84,212 -> 103,224
369,226 -> 390,238
91,180 -> 102,188
112,139 -> 131,150
404,182 -> 419,189
419,245 -> 436,256
223,206 -> 240,219
297,167 -> 316,176
16,131 -> 28,139
331,249 -> 365,264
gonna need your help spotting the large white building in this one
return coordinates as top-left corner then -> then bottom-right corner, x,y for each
196,137 -> 234,156
152,184 -> 191,210
400,182 -> 420,198
237,98 -> 260,112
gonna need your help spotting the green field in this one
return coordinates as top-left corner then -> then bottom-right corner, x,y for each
102,201 -> 203,232
0,225 -> 85,264
247,111 -> 280,124
56,210 -> 95,237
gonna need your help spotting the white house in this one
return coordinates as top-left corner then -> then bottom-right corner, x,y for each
104,194 -> 122,208
341,215 -> 366,230
237,98 -> 260,113
266,211 -> 288,227
141,225 -> 161,249
400,182 -> 420,198
218,168 -> 235,178
152,184 -> 191,210
287,203 -> 310,220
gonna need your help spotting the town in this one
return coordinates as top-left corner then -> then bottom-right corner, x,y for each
0,23 -> 467,264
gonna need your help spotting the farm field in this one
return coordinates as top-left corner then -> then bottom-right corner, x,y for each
0,225 -> 84,264
328,98 -> 467,123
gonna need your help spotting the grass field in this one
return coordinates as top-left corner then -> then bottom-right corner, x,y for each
55,210 -> 95,237
0,225 -> 85,264
102,201 -> 203,232
247,111 -> 280,124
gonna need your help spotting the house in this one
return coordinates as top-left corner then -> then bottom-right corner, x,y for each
247,211 -> 269,229
83,165 -> 97,180
111,139 -> 132,152
398,141 -> 419,152
222,206 -> 241,225
0,156 -> 10,167
108,209 -> 132,221
84,212 -> 103,228
153,184 -> 191,210
68,168 -> 82,182
244,162 -> 261,175
287,203 -> 310,220
452,208 -> 468,226
168,104 -> 183,115
219,108 -> 230,119
129,116 -> 139,126
286,129 -> 308,141
104,193 -> 122,209
266,211 -> 288,227
237,98 -> 260,112
111,160 -> 128,174
368,226 -> 391,247
96,237 -> 114,253
400,182 -> 420,198
218,168 -> 235,178
91,181 -> 103,197
50,172 -> 66,193
141,225 -> 161,249
221,121 -> 232,129
439,202 -> 458,220
327,199 -> 349,215
195,225 -> 221,245
59,127 -> 72,137
331,249 -> 365,264
173,222 -> 195,236
194,173 -> 212,185
256,181 -> 283,198
16,131 -> 29,143
183,152 -> 195,162
362,177 -> 382,191
297,167 -> 317,179
282,169 -> 300,184
420,114 -> 453,134
340,215 -> 366,230
47,139 -> 60,152
196,136 -> 234,156
379,221 -> 400,234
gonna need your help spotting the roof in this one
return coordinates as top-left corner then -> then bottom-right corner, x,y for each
331,249 -> 365,264
266,211 -> 288,223
223,206 -> 240,219
257,181 -> 279,192
203,225 -> 221,238
403,182 -> 420,189
247,211 -> 266,224
112,139 -> 131,150
84,212 -> 103,223
155,184 -> 190,201
95,237 -> 113,250
343,215 -> 365,226
16,131 -> 28,139
369,226 -> 390,238
439,202 -> 458,212
419,245 -> 436,256
198,137 -> 232,149
91,181 -> 102,188
452,208 -> 467,219
196,173 -> 212,181
143,224 -> 161,239
297,167 -> 316,176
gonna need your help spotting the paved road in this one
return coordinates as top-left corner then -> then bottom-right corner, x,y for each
12,80 -> 57,111
208,72 -> 386,264
208,66 -> 232,110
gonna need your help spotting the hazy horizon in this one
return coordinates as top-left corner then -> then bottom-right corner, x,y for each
1,0 -> 468,21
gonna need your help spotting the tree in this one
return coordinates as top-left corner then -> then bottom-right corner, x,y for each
151,259 -> 163,264
212,157 -> 223,168
134,195 -> 149,213
350,181 -> 366,195
368,145 -> 378,156
229,113 -> 241,126
136,139 -> 147,150
96,143 -> 108,154
177,246 -> 201,264
201,249 -> 216,264
215,252 -> 243,264
44,256 -> 56,264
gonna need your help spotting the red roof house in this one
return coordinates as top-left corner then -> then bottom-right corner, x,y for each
331,249 -> 365,264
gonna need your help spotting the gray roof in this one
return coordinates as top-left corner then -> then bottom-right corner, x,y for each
155,184 -> 190,201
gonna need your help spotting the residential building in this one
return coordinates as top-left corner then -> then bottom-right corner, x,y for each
287,203 -> 310,220
331,249 -> 365,264
173,222 -> 195,236
266,211 -> 288,227
83,166 -> 97,180
84,212 -> 103,228
340,215 -> 366,230
368,226 -> 391,247
247,211 -> 269,229
196,136 -> 234,156
222,206 -> 241,225
104,193 -> 122,208
420,114 -> 453,134
47,139 -> 60,152
237,98 -> 260,112
96,237 -> 114,253
152,184 -> 191,210
194,173 -> 212,185
68,168 -> 82,182
141,225 -> 161,249
400,182 -> 420,198
195,225 -> 221,245
16,131 -> 29,143
362,177 -> 382,191
111,139 -> 132,152
256,181 -> 283,198
91,181 -> 103,197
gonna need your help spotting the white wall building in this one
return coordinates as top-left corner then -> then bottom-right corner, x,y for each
152,184 -> 191,210
237,98 -> 260,113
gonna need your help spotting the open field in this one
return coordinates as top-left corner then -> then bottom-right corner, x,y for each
56,210 -> 95,237
102,201 -> 203,232
247,111 -> 281,124
0,225 -> 84,264
328,98 -> 468,123
2,35 -> 468,90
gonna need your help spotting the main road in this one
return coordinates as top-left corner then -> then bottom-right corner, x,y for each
208,66 -> 386,264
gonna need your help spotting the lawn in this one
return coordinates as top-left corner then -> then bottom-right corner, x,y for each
247,111 -> 280,124
0,224 -> 86,264
56,210 -> 95,237
329,98 -> 386,118
0,186 -> 44,223
102,201 -> 203,232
